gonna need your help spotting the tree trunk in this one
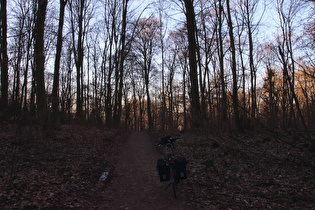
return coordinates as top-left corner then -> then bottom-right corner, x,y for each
77,0 -> 84,119
0,0 -> 8,119
183,0 -> 201,128
238,34 -> 246,122
159,3 -> 166,130
132,79 -> 137,130
246,1 -> 256,120
70,0 -> 84,120
35,0 -> 48,123
217,0 -> 227,122
279,46 -> 315,150
227,0 -> 241,130
267,65 -> 275,126
183,53 -> 187,131
114,0 -> 128,128
13,26 -> 24,115
22,28 -> 33,113
144,52 -> 153,130
34,0 -> 54,137
52,0 -> 67,122
30,63 -> 36,116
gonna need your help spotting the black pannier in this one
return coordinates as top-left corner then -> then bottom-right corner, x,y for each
175,157 -> 187,180
157,159 -> 170,182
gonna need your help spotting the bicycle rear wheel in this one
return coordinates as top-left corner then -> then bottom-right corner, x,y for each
170,165 -> 178,199
172,181 -> 178,199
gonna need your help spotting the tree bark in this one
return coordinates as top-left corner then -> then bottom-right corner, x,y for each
34,0 -> 54,137
216,0 -> 227,122
227,0 -> 241,130
114,0 -> 128,128
0,0 -> 8,120
52,0 -> 67,122
246,0 -> 256,119
69,0 -> 84,120
159,2 -> 166,130
183,0 -> 201,128
279,46 -> 314,150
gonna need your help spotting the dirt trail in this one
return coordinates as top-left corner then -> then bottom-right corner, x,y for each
101,132 -> 195,209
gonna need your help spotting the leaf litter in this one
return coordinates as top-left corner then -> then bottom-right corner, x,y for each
0,124 -> 314,209
176,130 -> 315,209
0,124 -> 115,209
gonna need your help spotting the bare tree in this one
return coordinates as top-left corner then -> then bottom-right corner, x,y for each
0,0 -> 8,119
60,41 -> 74,119
68,0 -> 93,120
245,0 -> 258,119
260,42 -> 279,127
183,0 -> 201,128
34,0 -> 54,137
52,0 -> 67,121
134,16 -> 160,130
113,0 -> 129,128
216,0 -> 227,122
102,0 -> 120,127
226,0 -> 241,130
170,26 -> 188,130
157,0 -> 167,130
165,33 -> 179,129
276,0 -> 299,127
11,0 -> 31,115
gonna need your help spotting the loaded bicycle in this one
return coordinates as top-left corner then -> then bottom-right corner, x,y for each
155,135 -> 187,199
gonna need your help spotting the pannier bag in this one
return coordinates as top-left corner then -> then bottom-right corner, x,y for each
157,159 -> 170,182
175,157 -> 187,180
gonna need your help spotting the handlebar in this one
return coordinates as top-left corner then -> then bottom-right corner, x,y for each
155,135 -> 182,146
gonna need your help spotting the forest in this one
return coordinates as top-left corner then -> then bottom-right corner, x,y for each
1,0 -> 315,208
0,0 -> 315,134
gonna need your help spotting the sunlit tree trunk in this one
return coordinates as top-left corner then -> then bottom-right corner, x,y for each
279,46 -> 314,150
266,65 -> 275,126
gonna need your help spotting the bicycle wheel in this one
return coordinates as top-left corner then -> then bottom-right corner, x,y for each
170,165 -> 178,199
172,181 -> 178,199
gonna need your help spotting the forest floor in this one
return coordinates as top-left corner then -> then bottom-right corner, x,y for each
0,123 -> 314,209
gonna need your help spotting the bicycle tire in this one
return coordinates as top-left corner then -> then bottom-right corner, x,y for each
170,165 -> 178,199
172,181 -> 178,199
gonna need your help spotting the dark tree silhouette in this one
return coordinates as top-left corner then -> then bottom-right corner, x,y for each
183,0 -> 201,128
0,0 -> 8,119
52,0 -> 67,122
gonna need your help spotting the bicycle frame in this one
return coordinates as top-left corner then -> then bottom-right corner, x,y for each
160,138 -> 180,198
165,143 -> 176,182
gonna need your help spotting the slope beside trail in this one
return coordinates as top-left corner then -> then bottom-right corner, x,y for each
100,131 -> 195,209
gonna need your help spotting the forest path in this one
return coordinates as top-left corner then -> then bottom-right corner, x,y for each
101,131 -> 195,209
